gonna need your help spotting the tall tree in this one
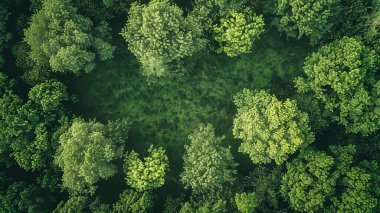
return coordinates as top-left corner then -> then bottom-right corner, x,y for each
0,181 -> 53,213
235,192 -> 258,213
213,9 -> 265,56
281,145 -> 379,212
120,0 -> 206,80
0,75 -> 69,172
240,165 -> 283,211
275,0 -> 341,44
24,0 -> 115,75
233,89 -> 314,164
295,37 -> 379,135
180,123 -> 237,192
123,145 -> 169,191
112,189 -> 153,213
54,118 -> 129,193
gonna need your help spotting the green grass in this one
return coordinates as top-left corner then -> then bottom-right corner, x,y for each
63,28 -> 312,206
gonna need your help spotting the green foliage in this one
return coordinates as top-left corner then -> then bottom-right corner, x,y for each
295,37 -> 379,135
333,0 -> 374,40
29,80 -> 69,111
180,199 -> 227,213
112,189 -> 153,213
72,0 -> 115,22
124,145 -> 169,191
233,89 -> 314,164
293,93 -> 331,133
0,6 -> 11,67
24,0 -> 115,75
0,182 -> 51,213
54,195 -> 111,213
120,0 -> 206,79
0,75 -> 68,171
54,195 -> 86,213
241,166 -> 283,211
163,195 -> 183,213
214,9 -> 265,56
332,167 -> 378,212
235,192 -> 258,213
366,3 -> 380,40
181,123 -> 237,192
275,0 -> 340,44
281,145 -> 379,212
102,0 -> 129,14
55,118 -> 128,192
281,148 -> 336,212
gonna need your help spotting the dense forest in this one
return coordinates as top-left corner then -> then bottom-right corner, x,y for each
0,0 -> 379,212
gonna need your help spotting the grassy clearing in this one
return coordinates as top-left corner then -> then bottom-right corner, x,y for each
63,28 -> 312,204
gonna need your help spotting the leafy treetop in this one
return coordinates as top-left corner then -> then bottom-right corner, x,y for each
233,89 -> 314,164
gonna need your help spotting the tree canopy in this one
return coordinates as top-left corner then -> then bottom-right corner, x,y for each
112,189 -> 153,213
213,9 -> 265,56
0,0 -> 379,212
54,118 -> 129,192
0,74 -> 69,171
123,145 -> 169,191
233,89 -> 314,164
281,145 -> 379,212
295,37 -> 380,135
120,0 -> 206,80
24,0 -> 115,75
275,0 -> 341,44
181,123 -> 237,192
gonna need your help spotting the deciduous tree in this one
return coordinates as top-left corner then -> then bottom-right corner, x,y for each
235,192 -> 258,213
55,118 -> 128,192
295,37 -> 379,135
275,0 -> 341,44
181,123 -> 237,192
214,9 -> 264,56
24,0 -> 115,75
281,145 -> 379,212
233,89 -> 314,164
120,0 -> 206,79
112,189 -> 153,213
124,145 -> 169,191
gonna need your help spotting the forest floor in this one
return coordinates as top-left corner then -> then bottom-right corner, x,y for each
63,27 -> 313,207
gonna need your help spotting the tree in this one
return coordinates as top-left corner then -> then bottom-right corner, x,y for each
235,192 -> 258,213
366,4 -> 380,41
295,37 -> 379,135
54,195 -> 86,213
102,0 -> 129,14
112,189 -> 153,213
0,75 -> 69,171
24,0 -> 115,75
120,0 -> 206,79
0,73 -> 20,165
233,89 -> 314,164
54,194 -> 110,213
180,123 -> 237,192
29,80 -> 69,111
332,166 -> 378,212
54,118 -> 129,192
213,9 -> 264,56
123,145 -> 169,191
0,182 -> 53,213
275,0 -> 341,44
281,145 -> 379,212
179,199 -> 227,213
240,166 -> 283,211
